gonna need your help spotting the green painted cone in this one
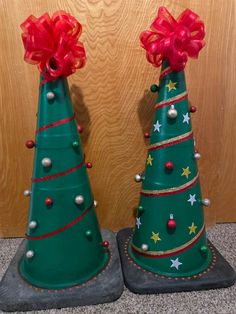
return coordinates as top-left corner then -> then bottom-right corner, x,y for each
19,76 -> 109,289
129,60 -> 212,277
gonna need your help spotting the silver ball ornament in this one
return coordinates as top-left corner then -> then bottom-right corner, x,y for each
134,174 -> 142,183
26,250 -> 34,259
141,243 -> 149,251
167,105 -> 178,119
75,195 -> 84,205
194,152 -> 201,160
41,157 -> 52,167
29,221 -> 37,229
46,92 -> 55,100
202,198 -> 210,206
23,189 -> 31,197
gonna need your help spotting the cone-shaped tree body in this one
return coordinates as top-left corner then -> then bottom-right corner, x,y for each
20,77 -> 109,289
129,59 -> 212,277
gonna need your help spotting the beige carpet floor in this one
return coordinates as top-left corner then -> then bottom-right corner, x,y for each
0,224 -> 235,314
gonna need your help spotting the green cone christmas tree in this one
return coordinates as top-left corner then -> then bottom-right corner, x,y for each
19,12 -> 110,289
0,12 -> 123,311
130,57 -> 211,277
117,6 -> 235,293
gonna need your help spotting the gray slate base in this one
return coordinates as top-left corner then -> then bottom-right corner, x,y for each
0,229 -> 124,312
117,228 -> 236,294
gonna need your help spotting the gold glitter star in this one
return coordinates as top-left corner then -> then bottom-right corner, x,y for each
181,166 -> 191,178
188,222 -> 197,235
147,154 -> 153,166
150,231 -> 161,243
166,80 -> 177,92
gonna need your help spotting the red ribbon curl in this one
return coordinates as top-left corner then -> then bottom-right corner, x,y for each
20,11 -> 86,81
140,7 -> 205,71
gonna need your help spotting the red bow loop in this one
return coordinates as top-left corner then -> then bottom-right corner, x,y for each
20,11 -> 86,81
140,7 -> 205,71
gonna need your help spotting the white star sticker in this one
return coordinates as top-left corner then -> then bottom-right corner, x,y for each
136,217 -> 142,229
170,257 -> 182,270
188,194 -> 197,206
183,113 -> 190,124
153,120 -> 162,132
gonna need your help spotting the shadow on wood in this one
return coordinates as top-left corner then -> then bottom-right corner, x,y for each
70,84 -> 91,144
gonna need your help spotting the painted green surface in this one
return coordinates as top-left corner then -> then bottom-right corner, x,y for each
19,77 -> 109,289
129,60 -> 212,277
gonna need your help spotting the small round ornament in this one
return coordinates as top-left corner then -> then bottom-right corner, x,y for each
29,221 -> 37,229
141,243 -> 148,251
72,141 -> 79,148
150,84 -> 159,93
41,157 -> 52,167
202,198 -> 210,206
25,140 -> 35,149
144,132 -> 150,139
94,200 -> 98,207
165,161 -> 174,170
77,125 -> 83,133
167,215 -> 176,230
134,174 -> 142,183
85,230 -> 92,238
190,105 -> 197,113
200,245 -> 208,255
102,240 -> 110,248
23,189 -> 31,197
46,92 -> 55,100
167,105 -> 178,119
45,197 -> 53,206
26,250 -> 34,259
86,162 -> 93,169
75,195 -> 84,205
138,205 -> 144,214
194,152 -> 201,160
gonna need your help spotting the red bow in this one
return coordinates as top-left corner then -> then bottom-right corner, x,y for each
21,11 -> 86,81
140,7 -> 205,71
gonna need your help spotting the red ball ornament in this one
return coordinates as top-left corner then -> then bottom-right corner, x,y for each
77,125 -> 83,133
144,132 -> 150,139
25,140 -> 35,149
167,218 -> 176,230
190,105 -> 197,113
86,162 -> 93,169
45,197 -> 53,206
165,161 -> 174,170
102,240 -> 110,248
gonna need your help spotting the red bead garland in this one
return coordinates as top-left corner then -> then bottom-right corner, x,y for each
25,140 -> 35,149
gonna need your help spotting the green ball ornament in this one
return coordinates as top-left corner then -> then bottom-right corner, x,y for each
150,84 -> 159,93
85,230 -> 92,238
200,245 -> 208,255
72,141 -> 79,148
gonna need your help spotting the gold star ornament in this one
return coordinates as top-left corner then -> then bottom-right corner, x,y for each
150,231 -> 161,243
181,166 -> 191,178
166,80 -> 177,92
147,154 -> 153,166
188,222 -> 197,235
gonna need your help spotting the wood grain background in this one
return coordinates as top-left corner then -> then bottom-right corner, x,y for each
0,0 -> 235,237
